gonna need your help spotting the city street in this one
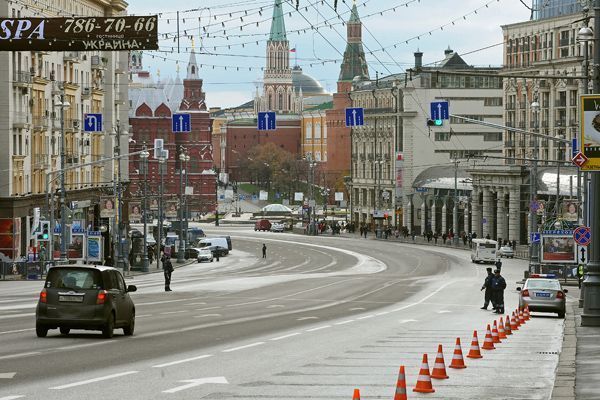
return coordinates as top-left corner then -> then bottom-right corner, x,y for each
0,227 -> 567,399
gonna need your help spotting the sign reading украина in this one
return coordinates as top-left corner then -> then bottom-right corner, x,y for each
0,16 -> 159,51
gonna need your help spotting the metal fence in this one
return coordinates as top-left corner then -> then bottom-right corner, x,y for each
0,261 -> 55,281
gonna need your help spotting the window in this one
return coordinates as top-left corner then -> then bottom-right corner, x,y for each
314,123 -> 321,139
483,132 -> 502,141
435,132 -> 450,141
305,122 -> 312,139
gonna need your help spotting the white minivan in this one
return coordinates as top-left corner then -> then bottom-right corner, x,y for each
471,238 -> 498,264
198,238 -> 229,257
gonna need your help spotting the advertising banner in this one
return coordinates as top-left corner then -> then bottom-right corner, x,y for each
259,190 -> 268,201
165,200 -> 178,219
294,192 -> 304,201
562,200 -> 579,222
541,233 -> 576,264
129,202 -> 142,223
68,228 -> 85,261
149,198 -> 159,211
334,192 -> 344,202
100,197 -> 115,218
86,231 -> 102,263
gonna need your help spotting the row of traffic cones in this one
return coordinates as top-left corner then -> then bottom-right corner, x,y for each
351,305 -> 531,398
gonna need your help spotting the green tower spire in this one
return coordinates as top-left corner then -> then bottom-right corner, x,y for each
269,0 -> 287,41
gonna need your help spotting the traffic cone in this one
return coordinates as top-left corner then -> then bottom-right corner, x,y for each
498,318 -> 507,339
513,311 -> 521,328
491,320 -> 501,343
449,337 -> 467,369
524,305 -> 531,320
519,308 -> 525,325
504,315 -> 512,335
511,312 -> 519,331
394,366 -> 408,400
431,344 -> 449,379
413,354 -> 435,393
352,389 -> 361,400
467,330 -> 483,359
482,324 -> 495,350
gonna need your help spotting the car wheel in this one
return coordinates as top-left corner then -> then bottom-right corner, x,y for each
123,311 -> 135,336
210,259 -> 214,262
558,311 -> 565,319
36,323 -> 48,338
102,313 -> 115,338
59,327 -> 70,335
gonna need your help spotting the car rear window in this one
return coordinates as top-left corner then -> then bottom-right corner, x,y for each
527,279 -> 561,290
483,243 -> 496,249
45,268 -> 103,290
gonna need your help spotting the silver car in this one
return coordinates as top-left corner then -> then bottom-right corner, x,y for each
498,245 -> 514,258
197,248 -> 214,263
517,275 -> 567,318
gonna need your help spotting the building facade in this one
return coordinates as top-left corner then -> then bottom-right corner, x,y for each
0,0 -> 129,260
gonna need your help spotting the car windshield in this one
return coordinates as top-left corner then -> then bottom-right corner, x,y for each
45,268 -> 103,290
527,279 -> 561,290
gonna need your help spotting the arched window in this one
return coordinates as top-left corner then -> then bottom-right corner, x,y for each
314,123 -> 321,140
278,93 -> 283,111
306,122 -> 313,140
191,65 -> 196,75
268,93 -> 273,110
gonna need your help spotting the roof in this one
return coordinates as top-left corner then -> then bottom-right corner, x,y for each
129,75 -> 184,117
261,204 -> 292,213
269,0 -> 287,41
305,101 -> 333,111
292,66 -> 327,96
349,2 -> 360,23
412,165 -> 472,190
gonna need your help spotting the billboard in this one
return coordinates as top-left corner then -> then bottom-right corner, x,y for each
165,200 -> 178,219
100,197 -> 115,218
562,200 -> 578,222
581,95 -> 600,171
129,202 -> 142,223
541,233 -> 576,264
0,16 -> 159,51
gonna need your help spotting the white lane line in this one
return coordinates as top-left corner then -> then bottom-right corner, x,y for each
188,302 -> 207,305
160,310 -> 187,315
0,352 -> 41,360
0,313 -> 33,320
375,311 -> 390,316
269,332 -> 301,341
400,319 -> 418,324
0,328 -> 35,335
356,315 -> 375,320
222,342 -> 265,353
194,314 -> 222,318
297,316 -> 318,321
136,298 -> 199,306
195,306 -> 221,311
267,305 -> 285,308
334,320 -> 355,325
437,310 -> 452,314
0,396 -> 25,400
0,373 -> 16,378
306,325 -> 331,332
49,371 -> 139,390
153,354 -> 212,368
390,280 -> 459,313
136,314 -> 152,318
350,307 -> 366,311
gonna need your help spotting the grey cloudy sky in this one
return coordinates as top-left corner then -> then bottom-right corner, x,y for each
128,0 -> 532,108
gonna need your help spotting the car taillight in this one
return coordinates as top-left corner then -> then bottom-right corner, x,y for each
522,289 -> 529,297
39,289 -> 47,303
96,290 -> 107,305
556,291 -> 565,299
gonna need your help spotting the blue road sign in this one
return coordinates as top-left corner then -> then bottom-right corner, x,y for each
257,112 -> 276,130
530,232 -> 541,244
84,113 -> 103,132
430,101 -> 449,120
345,107 -> 364,127
415,187 -> 428,193
572,138 -> 578,158
172,113 -> 191,132
574,226 -> 592,246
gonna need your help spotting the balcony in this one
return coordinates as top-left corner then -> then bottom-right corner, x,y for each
81,87 -> 91,99
33,154 -> 49,169
91,55 -> 107,70
12,113 -> 30,129
64,119 -> 81,131
63,52 -> 80,63
13,71 -> 31,87
65,151 -> 79,164
32,116 -> 49,130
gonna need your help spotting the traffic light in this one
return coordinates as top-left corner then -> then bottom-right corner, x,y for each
426,118 -> 443,127
39,221 -> 50,240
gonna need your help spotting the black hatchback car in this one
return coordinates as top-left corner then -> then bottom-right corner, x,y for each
36,265 -> 137,338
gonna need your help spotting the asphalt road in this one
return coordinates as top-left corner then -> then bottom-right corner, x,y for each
0,227 -> 567,399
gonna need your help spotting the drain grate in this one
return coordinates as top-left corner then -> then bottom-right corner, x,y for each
537,351 -> 559,355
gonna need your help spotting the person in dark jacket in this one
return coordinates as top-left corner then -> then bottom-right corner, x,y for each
262,243 -> 267,259
480,267 -> 495,310
161,253 -> 173,292
490,269 -> 507,314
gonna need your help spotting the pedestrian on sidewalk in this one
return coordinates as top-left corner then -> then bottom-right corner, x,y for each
161,253 -> 173,292
490,269 -> 507,314
262,243 -> 267,258
480,267 -> 495,310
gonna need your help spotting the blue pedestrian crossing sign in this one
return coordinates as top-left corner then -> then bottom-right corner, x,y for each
172,113 -> 191,133
430,101 -> 449,120
345,107 -> 364,127
84,113 -> 103,132
258,112 -> 276,130
530,232 -> 541,244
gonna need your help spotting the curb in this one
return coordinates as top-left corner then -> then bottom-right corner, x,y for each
550,299 -> 577,400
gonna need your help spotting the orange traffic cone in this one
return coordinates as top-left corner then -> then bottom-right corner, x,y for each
524,305 -> 531,320
498,318 -> 507,339
519,308 -> 525,325
413,354 -> 435,393
511,312 -> 519,331
431,344 -> 449,379
352,388 -> 361,400
449,337 -> 467,369
491,320 -> 501,343
394,366 -> 408,400
504,315 -> 512,335
482,324 -> 495,350
467,330 -> 482,359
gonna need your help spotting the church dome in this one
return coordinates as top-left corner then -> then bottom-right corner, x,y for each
292,66 -> 326,97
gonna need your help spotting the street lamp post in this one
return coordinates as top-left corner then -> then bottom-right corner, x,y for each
157,155 -> 166,269
453,159 -> 459,245
139,147 -> 150,272
54,94 -> 70,261
177,149 -> 190,263
530,100 -> 541,273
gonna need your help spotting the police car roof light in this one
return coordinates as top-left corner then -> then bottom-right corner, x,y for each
529,273 -> 556,279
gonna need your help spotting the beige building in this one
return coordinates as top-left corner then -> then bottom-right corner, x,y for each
0,0 -> 130,259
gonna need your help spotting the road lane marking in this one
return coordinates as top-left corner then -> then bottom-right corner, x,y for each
356,315 -> 375,320
437,310 -> 452,314
194,314 -> 222,318
335,320 -> 355,325
400,319 -> 418,324
306,325 -> 331,332
267,305 -> 285,308
153,354 -> 212,368
188,302 -> 207,305
375,311 -> 390,316
0,352 -> 40,360
195,306 -> 221,311
163,376 -> 228,394
0,328 -> 35,335
222,342 -> 265,353
350,307 -> 366,311
390,280 -> 459,313
0,313 -> 33,320
160,310 -> 188,315
49,371 -> 139,390
297,316 -> 318,321
136,314 -> 152,318
269,332 -> 301,341
0,396 -> 25,400
0,373 -> 16,379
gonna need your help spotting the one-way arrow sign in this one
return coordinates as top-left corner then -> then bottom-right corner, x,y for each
163,376 -> 228,394
573,151 -> 589,168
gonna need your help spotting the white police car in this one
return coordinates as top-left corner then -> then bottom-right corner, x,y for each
517,274 -> 567,318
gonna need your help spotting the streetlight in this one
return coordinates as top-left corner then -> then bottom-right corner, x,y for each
304,154 -> 317,235
177,149 -> 190,263
157,155 -> 166,269
375,158 -> 384,238
139,147 -> 150,272
529,100 -> 540,273
54,96 -> 70,261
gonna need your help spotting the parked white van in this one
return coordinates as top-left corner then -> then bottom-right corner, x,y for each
198,238 -> 230,256
471,239 -> 498,264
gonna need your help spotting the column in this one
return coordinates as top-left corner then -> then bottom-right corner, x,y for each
430,198 -> 437,234
471,187 -> 481,237
420,196 -> 427,235
405,195 -> 413,234
441,197 -> 448,234
496,188 -> 505,243
482,187 -> 492,238
463,200 -> 470,235
509,188 -> 521,244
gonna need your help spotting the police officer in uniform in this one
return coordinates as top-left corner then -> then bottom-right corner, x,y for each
480,267 -> 495,310
490,269 -> 507,314
161,253 -> 174,292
